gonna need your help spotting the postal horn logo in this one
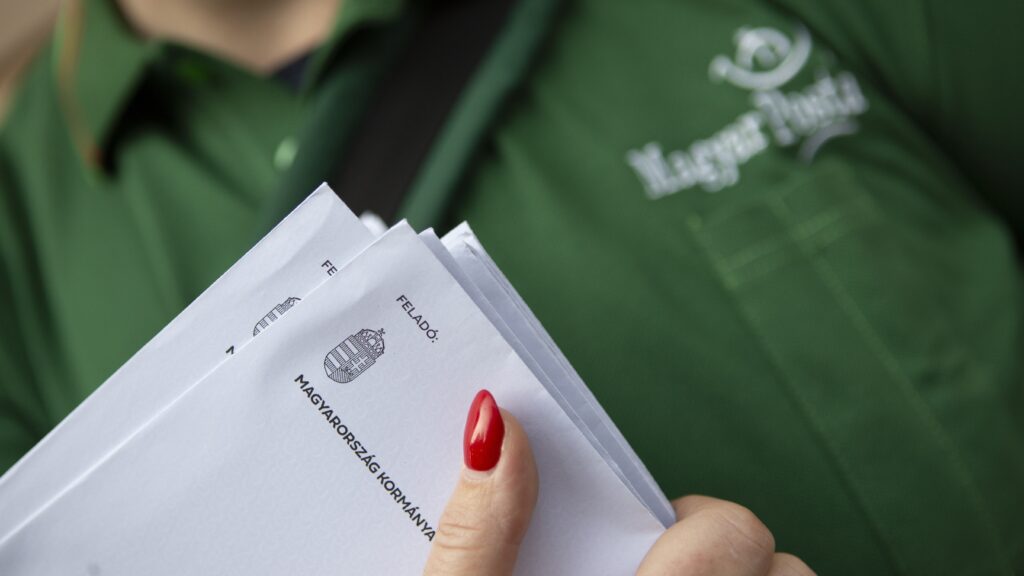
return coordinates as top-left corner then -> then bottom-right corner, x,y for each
324,328 -> 386,383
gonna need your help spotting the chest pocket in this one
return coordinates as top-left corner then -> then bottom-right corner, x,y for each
686,160 -> 1012,574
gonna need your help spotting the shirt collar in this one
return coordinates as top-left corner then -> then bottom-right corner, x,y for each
55,0 -> 406,169
303,0 -> 408,93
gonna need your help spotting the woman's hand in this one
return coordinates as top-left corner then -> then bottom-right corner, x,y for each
423,390 -> 538,576
636,495 -> 815,576
423,390 -> 814,576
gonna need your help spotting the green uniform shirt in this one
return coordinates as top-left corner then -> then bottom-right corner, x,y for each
1,0 -> 1022,574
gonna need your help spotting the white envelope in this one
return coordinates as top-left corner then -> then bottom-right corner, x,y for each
425,228 -> 674,528
0,223 -> 665,575
0,184 -> 372,541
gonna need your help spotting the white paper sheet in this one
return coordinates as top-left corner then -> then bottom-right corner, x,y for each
439,225 -> 676,528
0,224 -> 665,575
0,184 -> 373,541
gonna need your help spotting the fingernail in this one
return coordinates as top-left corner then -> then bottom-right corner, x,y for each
464,389 -> 505,471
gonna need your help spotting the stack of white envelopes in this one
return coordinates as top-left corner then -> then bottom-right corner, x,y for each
0,184 -> 673,575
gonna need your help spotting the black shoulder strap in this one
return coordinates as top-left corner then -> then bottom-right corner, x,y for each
328,0 -> 519,222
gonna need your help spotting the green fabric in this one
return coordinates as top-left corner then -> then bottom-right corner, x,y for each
443,1 -> 1024,573
265,2 -> 417,229
0,0 -> 402,464
399,0 -> 565,229
1,0 -> 1023,574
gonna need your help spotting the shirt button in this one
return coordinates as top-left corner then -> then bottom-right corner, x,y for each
274,138 -> 298,171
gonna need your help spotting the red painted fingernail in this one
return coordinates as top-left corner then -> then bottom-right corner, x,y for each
464,390 -> 505,471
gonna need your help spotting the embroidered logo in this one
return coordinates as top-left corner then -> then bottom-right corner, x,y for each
626,23 -> 869,199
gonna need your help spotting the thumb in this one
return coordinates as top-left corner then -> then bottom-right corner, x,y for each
423,390 -> 539,576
